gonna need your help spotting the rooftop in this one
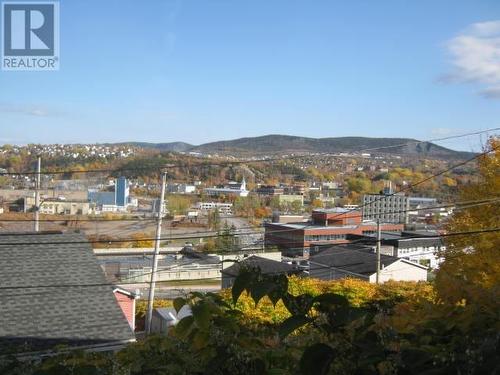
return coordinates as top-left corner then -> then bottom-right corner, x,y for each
313,208 -> 352,214
0,232 -> 135,353
311,244 -> 427,276
221,255 -> 300,277
266,221 -> 394,231
155,305 -> 192,322
310,245 -> 401,276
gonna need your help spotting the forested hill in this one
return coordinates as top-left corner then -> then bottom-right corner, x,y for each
120,135 -> 475,159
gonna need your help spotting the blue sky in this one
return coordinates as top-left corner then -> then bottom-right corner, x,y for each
1,0 -> 499,151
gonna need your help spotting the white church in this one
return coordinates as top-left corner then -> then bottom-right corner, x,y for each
204,178 -> 249,197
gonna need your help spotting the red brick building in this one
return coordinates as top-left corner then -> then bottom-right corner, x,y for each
265,208 -> 403,257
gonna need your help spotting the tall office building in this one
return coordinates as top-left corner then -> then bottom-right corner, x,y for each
362,181 -> 409,224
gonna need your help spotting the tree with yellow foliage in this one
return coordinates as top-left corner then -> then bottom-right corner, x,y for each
130,233 -> 154,248
311,198 -> 323,209
435,137 -> 500,306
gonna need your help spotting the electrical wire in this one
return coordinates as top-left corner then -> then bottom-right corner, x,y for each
0,239 -> 263,292
2,141 -> 497,235
1,134 -> 496,242
0,216 -> 158,222
0,227 -> 499,292
0,198 -> 498,246
0,196 -> 497,223
327,142 -> 500,220
355,127 -> 500,153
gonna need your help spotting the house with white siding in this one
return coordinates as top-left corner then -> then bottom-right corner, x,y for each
309,244 -> 428,283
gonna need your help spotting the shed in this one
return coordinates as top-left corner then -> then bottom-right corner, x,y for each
151,305 -> 192,334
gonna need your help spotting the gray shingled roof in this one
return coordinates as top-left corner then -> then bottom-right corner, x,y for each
0,232 -> 135,353
310,245 -> 400,276
221,255 -> 299,277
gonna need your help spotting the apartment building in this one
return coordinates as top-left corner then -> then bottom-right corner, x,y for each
362,183 -> 409,224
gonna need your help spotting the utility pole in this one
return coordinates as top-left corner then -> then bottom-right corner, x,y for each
34,156 -> 41,232
376,218 -> 381,284
145,171 -> 167,334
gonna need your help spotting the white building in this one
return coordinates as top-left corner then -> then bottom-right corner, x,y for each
101,204 -> 128,213
204,178 -> 249,198
388,231 -> 445,268
309,244 -> 428,283
167,183 -> 196,194
196,202 -> 233,215
24,196 -> 91,215
111,249 -> 281,284
354,231 -> 445,269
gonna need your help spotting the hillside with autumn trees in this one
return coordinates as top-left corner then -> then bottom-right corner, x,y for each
0,142 -> 475,206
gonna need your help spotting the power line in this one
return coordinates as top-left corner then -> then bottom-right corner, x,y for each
0,197 -> 497,226
1,137 -> 496,230
329,142 -> 500,220
356,127 -> 500,153
0,137 -> 497,244
0,198 -> 498,246
113,244 -> 263,286
0,133 -> 496,239
1,227 -> 499,292
0,239 -> 261,292
0,216 -> 158,222
1,242 -> 258,297
0,221 -> 497,249
0,157 -> 280,176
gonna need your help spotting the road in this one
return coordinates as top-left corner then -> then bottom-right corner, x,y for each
0,209 -> 264,249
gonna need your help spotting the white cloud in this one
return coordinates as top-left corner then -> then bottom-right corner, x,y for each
445,20 -> 500,98
0,103 -> 61,117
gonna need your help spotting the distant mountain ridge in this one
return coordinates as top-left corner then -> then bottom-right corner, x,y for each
117,135 -> 475,159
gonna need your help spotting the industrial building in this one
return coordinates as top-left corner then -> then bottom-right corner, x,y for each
265,208 -> 403,257
24,196 -> 91,215
88,177 -> 137,213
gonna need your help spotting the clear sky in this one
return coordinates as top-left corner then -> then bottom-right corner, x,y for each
1,0 -> 499,151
